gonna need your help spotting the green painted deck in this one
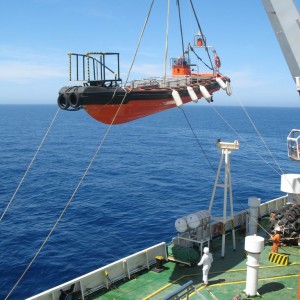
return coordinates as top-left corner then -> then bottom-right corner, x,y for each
89,218 -> 300,300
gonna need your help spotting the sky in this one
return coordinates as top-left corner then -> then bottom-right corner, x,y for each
0,0 -> 300,107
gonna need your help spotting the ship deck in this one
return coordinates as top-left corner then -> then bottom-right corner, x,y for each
90,217 -> 300,300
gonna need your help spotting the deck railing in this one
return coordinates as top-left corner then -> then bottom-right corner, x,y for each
26,242 -> 167,300
68,52 -> 121,84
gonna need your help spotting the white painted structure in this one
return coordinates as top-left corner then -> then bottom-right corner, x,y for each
247,197 -> 261,235
26,242 -> 167,300
244,235 -> 265,297
261,0 -> 300,92
209,140 -> 239,257
281,173 -> 300,204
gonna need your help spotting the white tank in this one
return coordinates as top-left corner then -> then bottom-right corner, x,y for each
187,86 -> 198,102
186,210 -> 210,229
175,217 -> 188,232
248,197 -> 261,235
199,85 -> 212,102
244,235 -> 264,297
215,77 -> 227,90
248,197 -> 261,208
197,210 -> 210,219
172,90 -> 183,107
186,214 -> 200,228
245,235 -> 264,253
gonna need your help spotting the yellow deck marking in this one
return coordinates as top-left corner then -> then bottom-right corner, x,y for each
186,274 -> 300,299
143,262 -> 300,299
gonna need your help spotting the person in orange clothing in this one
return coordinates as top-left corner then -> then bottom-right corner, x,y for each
270,229 -> 281,253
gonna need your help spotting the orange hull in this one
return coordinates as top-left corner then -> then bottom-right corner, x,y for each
84,86 -> 221,124
58,73 -> 229,125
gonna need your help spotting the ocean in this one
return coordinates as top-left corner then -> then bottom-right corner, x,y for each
0,104 -> 299,299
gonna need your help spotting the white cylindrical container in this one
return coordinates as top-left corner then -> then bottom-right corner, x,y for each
172,90 -> 183,107
244,235 -> 264,297
199,85 -> 212,102
215,77 -> 227,90
175,217 -> 188,233
248,197 -> 261,235
187,86 -> 198,102
186,214 -> 200,229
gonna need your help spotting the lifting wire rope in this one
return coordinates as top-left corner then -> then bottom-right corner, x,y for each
189,44 -> 213,70
176,0 -> 185,57
4,1 -> 155,299
0,108 -> 60,222
179,87 -> 300,249
181,108 -> 221,181
163,0 -> 170,83
210,106 -> 282,176
174,0 -> 300,253
189,0 -> 214,71
218,88 -> 300,200
170,0 -> 220,180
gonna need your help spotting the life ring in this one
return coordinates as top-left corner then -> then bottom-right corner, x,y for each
213,222 -> 222,236
57,94 -> 69,110
214,55 -> 221,68
68,92 -> 81,108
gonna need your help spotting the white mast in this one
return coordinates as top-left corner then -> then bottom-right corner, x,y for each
209,140 -> 239,258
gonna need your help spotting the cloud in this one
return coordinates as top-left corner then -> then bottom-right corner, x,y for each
0,45 -> 67,84
0,61 -> 66,83
224,69 -> 265,89
130,63 -> 164,78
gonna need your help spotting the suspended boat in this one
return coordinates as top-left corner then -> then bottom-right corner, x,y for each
57,32 -> 231,125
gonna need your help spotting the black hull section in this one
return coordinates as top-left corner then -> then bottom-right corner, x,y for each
57,81 -> 221,110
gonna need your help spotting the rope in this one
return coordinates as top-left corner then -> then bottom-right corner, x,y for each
210,106 -> 282,176
176,0 -> 185,57
227,89 -> 300,197
4,120 -> 112,299
123,0 -> 155,86
181,108 -> 222,183
0,108 -> 60,222
236,200 -> 300,253
189,0 -> 214,71
5,2 -> 156,298
233,92 -> 285,176
189,44 -> 213,71
163,0 -> 170,83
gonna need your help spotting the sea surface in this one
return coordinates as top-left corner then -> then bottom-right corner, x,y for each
0,104 -> 299,299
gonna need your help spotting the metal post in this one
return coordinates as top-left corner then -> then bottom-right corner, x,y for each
228,154 -> 236,250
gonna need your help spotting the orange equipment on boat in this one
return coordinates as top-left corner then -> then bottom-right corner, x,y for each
197,38 -> 203,47
172,56 -> 191,76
